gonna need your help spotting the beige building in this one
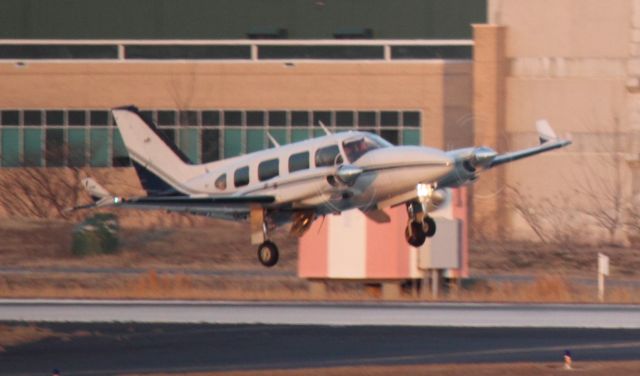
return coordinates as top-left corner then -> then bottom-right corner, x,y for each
1,0 -> 635,243
474,0 -> 637,243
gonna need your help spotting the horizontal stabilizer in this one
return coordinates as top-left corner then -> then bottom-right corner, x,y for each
66,178 -> 115,212
82,178 -> 111,202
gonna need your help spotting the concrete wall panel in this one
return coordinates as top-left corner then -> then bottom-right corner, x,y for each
505,78 -> 628,134
490,0 -> 629,58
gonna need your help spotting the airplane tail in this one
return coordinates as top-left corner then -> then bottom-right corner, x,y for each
112,106 -> 200,196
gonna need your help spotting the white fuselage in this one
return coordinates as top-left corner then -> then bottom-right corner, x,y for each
183,131 -> 454,215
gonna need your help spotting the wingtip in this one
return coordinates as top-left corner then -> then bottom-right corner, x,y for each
535,119 -> 559,143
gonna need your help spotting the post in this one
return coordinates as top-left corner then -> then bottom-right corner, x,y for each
597,253 -> 609,302
598,272 -> 605,302
431,269 -> 439,299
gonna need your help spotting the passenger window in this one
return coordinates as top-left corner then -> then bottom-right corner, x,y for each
214,173 -> 227,190
234,166 -> 249,187
258,158 -> 279,181
315,145 -> 342,167
288,151 -> 310,173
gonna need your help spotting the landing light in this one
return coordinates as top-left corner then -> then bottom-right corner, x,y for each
416,183 -> 433,200
113,197 -> 121,204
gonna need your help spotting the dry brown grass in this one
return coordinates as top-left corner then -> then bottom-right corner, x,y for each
0,217 -> 298,271
0,271 -> 638,304
0,270 -> 365,301
0,218 -> 639,303
451,274 -> 626,304
125,361 -> 640,376
0,324 -> 55,351
470,240 -> 640,278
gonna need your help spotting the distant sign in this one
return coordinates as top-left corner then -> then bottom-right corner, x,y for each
598,253 -> 610,276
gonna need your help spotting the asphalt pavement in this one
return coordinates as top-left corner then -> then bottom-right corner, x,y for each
2,323 -> 640,375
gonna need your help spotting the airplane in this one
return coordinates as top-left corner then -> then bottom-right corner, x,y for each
78,106 -> 571,267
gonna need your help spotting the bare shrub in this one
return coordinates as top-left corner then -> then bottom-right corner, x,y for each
506,185 -> 584,246
0,167 -> 86,220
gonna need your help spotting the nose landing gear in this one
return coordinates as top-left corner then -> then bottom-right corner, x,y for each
257,241 -> 279,267
251,207 -> 280,268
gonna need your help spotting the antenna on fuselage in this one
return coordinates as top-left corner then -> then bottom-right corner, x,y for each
318,121 -> 332,135
266,132 -> 281,148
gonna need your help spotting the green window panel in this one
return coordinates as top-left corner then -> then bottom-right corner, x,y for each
45,128 -> 65,167
90,128 -> 110,167
224,128 -> 243,158
291,129 -> 310,143
68,128 -> 86,167
201,129 -> 220,163
179,128 -> 199,163
23,128 -> 43,166
246,129 -> 265,153
112,129 -> 130,166
1,128 -> 20,167
268,128 -> 288,147
402,129 -> 421,146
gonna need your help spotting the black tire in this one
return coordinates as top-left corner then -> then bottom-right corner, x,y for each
404,221 -> 426,247
257,241 -> 279,267
423,216 -> 437,238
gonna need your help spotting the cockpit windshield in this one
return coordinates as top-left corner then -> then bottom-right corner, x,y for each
342,134 -> 390,163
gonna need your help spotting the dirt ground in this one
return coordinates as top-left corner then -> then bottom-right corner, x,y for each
471,241 -> 640,278
0,217 -> 639,302
129,361 -> 640,376
2,217 -> 639,277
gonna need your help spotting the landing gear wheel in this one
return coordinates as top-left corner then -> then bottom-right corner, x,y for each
423,216 -> 437,238
257,241 -> 279,267
404,221 -> 426,247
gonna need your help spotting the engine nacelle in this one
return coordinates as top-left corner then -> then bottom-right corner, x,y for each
441,146 -> 497,187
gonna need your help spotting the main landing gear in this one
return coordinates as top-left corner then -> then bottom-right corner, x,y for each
404,214 -> 436,247
251,207 -> 280,267
257,240 -> 279,267
404,183 -> 438,247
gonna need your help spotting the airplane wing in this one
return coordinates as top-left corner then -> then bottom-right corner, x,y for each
116,195 -> 275,212
488,120 -> 571,168
71,178 -> 275,218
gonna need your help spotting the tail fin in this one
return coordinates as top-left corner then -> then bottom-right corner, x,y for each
112,106 -> 199,196
535,119 -> 558,144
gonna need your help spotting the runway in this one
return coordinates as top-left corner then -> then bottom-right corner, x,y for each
2,323 -> 640,375
1,299 -> 639,328
2,300 -> 640,375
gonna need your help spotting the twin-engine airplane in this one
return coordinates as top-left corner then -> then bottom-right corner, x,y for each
79,106 -> 571,267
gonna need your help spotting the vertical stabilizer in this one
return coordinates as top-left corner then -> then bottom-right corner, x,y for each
112,106 -> 200,195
